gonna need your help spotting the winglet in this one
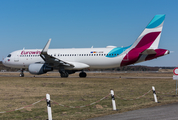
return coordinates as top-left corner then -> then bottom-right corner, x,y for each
41,38 -> 51,54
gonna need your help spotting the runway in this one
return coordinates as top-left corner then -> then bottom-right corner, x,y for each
0,72 -> 172,79
0,75 -> 172,79
88,102 -> 178,120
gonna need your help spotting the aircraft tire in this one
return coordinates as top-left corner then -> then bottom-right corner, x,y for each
60,72 -> 69,78
79,72 -> 87,78
20,73 -> 24,77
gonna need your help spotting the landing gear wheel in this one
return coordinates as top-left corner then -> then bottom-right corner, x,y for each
19,73 -> 24,77
60,72 -> 69,78
79,72 -> 87,78
19,69 -> 25,77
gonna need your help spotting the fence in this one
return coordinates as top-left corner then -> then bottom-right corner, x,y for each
0,86 -> 177,119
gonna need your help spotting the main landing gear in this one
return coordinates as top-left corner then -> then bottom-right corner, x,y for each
19,68 -> 25,77
79,71 -> 87,78
59,70 -> 87,78
60,71 -> 69,78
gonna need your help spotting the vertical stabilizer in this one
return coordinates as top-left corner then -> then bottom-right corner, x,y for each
121,15 -> 168,67
131,14 -> 165,49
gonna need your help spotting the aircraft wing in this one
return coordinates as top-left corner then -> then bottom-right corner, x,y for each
140,49 -> 157,55
40,39 -> 89,69
40,39 -> 73,67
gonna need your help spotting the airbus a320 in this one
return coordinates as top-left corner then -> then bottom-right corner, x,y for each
3,15 -> 169,78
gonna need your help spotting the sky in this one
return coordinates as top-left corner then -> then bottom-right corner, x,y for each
0,0 -> 178,67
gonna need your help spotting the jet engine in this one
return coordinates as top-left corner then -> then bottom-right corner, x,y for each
28,63 -> 53,75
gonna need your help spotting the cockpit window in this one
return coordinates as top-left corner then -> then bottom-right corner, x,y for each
7,54 -> 11,57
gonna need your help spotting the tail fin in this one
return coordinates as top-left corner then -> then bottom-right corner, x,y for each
131,14 -> 165,49
120,15 -> 168,67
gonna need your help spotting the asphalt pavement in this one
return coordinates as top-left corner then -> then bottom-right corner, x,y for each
88,103 -> 178,120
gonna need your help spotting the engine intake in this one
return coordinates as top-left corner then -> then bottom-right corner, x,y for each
28,63 -> 53,75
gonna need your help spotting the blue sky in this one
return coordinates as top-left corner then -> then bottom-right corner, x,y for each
0,0 -> 178,66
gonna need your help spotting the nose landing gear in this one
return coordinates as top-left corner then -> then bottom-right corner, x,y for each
19,68 -> 25,77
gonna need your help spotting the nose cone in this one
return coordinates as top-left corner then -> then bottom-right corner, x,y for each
2,58 -> 9,67
2,58 -> 6,66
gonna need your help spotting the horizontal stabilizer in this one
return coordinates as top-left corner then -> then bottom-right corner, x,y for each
141,49 -> 157,55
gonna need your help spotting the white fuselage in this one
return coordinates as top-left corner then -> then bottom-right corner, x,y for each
3,47 -> 126,69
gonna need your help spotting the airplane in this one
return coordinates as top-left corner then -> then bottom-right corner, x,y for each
2,14 -> 169,78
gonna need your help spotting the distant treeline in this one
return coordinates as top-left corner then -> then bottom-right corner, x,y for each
89,65 -> 175,71
0,61 -> 175,72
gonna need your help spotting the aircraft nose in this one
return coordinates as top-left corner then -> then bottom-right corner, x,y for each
2,58 -> 7,66
2,58 -> 5,65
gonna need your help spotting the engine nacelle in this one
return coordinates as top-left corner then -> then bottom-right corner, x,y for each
28,63 -> 53,75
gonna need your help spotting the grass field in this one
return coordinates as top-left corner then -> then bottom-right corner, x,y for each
0,72 -> 177,120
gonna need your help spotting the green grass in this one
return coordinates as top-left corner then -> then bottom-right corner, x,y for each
0,72 -> 177,120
